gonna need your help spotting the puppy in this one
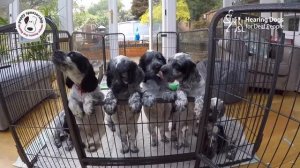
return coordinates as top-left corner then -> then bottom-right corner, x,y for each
52,51 -> 105,152
194,97 -> 225,136
160,52 -> 205,149
139,51 -> 175,146
197,97 -> 227,159
104,55 -> 144,153
53,111 -> 73,151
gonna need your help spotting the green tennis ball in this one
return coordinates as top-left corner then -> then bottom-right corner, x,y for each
168,82 -> 179,91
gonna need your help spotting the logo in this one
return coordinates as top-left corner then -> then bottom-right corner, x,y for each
223,10 -> 245,32
16,9 -> 46,40
223,10 -> 283,32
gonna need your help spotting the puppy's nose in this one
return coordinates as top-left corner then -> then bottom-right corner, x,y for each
153,63 -> 162,71
27,27 -> 33,31
53,50 -> 66,62
160,65 -> 168,74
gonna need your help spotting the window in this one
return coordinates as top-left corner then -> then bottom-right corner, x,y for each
0,5 -> 9,25
285,0 -> 300,2
288,18 -> 300,31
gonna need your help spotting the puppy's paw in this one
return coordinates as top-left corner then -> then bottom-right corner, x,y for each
151,138 -> 158,146
174,142 -> 182,150
86,143 -> 98,153
84,105 -> 95,116
182,141 -> 190,148
161,135 -> 170,143
194,97 -> 204,118
103,91 -> 117,115
130,145 -> 139,153
104,99 -> 117,116
121,145 -> 130,154
54,139 -> 62,148
162,91 -> 176,102
175,100 -> 187,112
171,131 -> 178,141
142,91 -> 156,107
73,109 -> 84,119
129,92 -> 142,113
175,90 -> 188,112
226,148 -> 236,160
64,144 -> 74,151
69,102 -> 84,119
107,121 -> 116,132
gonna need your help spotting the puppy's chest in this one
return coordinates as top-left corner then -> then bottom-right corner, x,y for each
71,86 -> 98,102
72,89 -> 88,102
142,80 -> 167,97
182,81 -> 205,97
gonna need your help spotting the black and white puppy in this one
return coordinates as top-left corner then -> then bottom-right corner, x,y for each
139,51 -> 174,146
196,97 -> 227,159
104,55 -> 144,153
52,51 -> 105,152
160,52 -> 205,149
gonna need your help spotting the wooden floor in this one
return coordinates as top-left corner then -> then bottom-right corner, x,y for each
0,91 -> 299,168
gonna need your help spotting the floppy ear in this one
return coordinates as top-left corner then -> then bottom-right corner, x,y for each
182,60 -> 201,82
80,65 -> 98,92
158,52 -> 166,64
65,77 -> 74,88
128,61 -> 138,84
24,16 -> 29,24
135,67 -> 145,85
138,53 -> 147,71
106,62 -> 113,88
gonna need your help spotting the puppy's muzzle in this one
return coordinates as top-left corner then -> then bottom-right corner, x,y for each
52,51 -> 67,65
153,63 -> 163,73
160,65 -> 174,82
111,82 -> 127,95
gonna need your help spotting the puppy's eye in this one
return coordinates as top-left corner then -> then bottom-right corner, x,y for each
121,73 -> 128,78
173,63 -> 180,69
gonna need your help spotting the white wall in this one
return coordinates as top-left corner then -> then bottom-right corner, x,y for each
58,0 -> 73,33
162,0 -> 176,60
223,0 -> 235,7
108,0 -> 119,58
9,0 -> 19,24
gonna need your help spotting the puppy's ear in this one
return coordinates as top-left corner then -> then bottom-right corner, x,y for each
66,77 -> 74,88
158,52 -> 166,64
128,61 -> 144,85
138,53 -> 147,71
217,101 -> 225,118
24,16 -> 29,24
106,62 -> 113,88
182,60 -> 200,82
80,65 -> 98,92
128,61 -> 138,84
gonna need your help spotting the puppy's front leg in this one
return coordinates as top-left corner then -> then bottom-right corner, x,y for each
142,91 -> 156,107
175,90 -> 188,112
53,129 -> 62,148
128,92 -> 142,113
161,90 -> 177,102
83,95 -> 95,116
65,135 -> 74,151
194,96 -> 204,119
68,99 -> 84,118
103,90 -> 117,115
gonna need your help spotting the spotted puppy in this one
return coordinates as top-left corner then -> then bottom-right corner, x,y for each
160,52 -> 205,149
104,55 -> 144,153
139,51 -> 176,146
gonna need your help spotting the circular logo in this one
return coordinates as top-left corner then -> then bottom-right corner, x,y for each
16,9 -> 46,40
